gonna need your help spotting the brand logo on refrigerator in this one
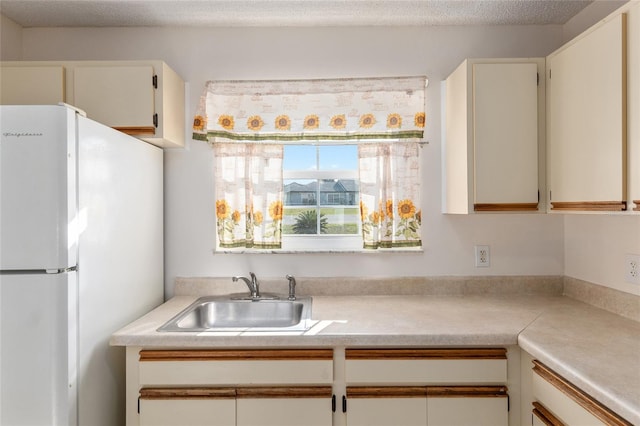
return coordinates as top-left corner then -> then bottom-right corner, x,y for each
2,132 -> 44,138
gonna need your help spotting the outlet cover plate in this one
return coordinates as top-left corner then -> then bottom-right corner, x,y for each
475,245 -> 490,268
625,254 -> 640,285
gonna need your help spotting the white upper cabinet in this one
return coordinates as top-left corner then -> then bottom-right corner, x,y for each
74,65 -> 156,133
0,60 -> 185,148
0,66 -> 65,105
547,13 -> 627,211
443,58 -> 543,214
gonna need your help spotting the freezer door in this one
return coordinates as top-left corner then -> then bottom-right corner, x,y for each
0,105 -> 77,270
0,272 -> 77,425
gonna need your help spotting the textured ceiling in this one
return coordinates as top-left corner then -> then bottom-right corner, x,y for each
0,0 -> 594,28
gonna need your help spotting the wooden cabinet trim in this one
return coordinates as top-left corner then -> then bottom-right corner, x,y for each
532,361 -> 632,426
140,386 -> 332,400
346,386 -> 507,399
140,387 -> 236,400
236,386 -> 333,399
550,201 -> 627,211
474,203 -> 538,212
633,200 -> 640,211
114,126 -> 156,136
426,386 -> 508,398
532,401 -> 565,426
347,386 -> 427,398
345,348 -> 507,360
139,349 -> 333,362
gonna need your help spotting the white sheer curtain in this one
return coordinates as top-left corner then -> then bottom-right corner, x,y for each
358,142 -> 422,249
214,144 -> 283,249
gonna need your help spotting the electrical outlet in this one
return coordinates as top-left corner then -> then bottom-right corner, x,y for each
475,245 -> 490,268
625,254 -> 640,285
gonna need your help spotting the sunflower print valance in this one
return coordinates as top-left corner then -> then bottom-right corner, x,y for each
193,76 -> 427,143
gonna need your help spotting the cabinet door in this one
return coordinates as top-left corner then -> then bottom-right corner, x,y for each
73,65 -> 155,134
427,397 -> 508,426
236,387 -> 333,426
547,13 -> 627,211
346,387 -> 427,426
473,63 -> 539,210
139,388 -> 236,426
0,66 -> 65,105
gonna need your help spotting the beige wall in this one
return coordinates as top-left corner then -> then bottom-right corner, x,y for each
7,2 -> 637,296
0,14 -> 23,60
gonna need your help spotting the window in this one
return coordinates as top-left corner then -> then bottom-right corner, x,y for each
282,145 -> 361,250
194,76 -> 426,252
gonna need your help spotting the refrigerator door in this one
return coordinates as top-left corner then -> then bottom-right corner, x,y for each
76,115 -> 163,426
0,105 -> 77,271
0,271 -> 77,426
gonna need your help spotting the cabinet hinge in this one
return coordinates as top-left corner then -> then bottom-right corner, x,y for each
137,397 -> 140,414
507,394 -> 510,411
152,74 -> 158,89
332,394 -> 336,413
153,113 -> 158,128
342,395 -> 347,413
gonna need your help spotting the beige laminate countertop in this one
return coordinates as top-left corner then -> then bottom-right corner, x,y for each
111,293 -> 640,425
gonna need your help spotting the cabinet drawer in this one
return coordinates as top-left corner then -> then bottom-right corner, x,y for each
345,348 -> 507,384
138,349 -> 333,386
532,361 -> 632,426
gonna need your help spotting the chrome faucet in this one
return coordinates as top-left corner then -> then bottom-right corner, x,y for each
232,272 -> 261,299
286,274 -> 297,300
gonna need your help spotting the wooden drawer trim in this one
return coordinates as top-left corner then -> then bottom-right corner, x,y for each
532,401 -> 565,426
633,200 -> 640,211
345,348 -> 506,360
426,386 -> 508,398
139,349 -> 333,362
532,361 -> 632,426
140,387 -> 236,400
550,201 -> 627,211
474,203 -> 538,212
347,386 -> 427,398
139,386 -> 332,400
236,386 -> 333,399
346,386 -> 507,399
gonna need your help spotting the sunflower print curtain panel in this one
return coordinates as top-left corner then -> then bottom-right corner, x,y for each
193,76 -> 426,143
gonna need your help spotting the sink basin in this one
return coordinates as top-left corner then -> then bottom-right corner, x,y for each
158,295 -> 313,332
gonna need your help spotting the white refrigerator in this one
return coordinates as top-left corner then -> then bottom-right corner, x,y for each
0,104 -> 164,425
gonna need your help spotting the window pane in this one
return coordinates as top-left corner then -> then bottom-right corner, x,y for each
284,179 -> 316,206
283,145 -> 317,170
320,206 -> 359,235
283,207 -> 320,235
319,145 -> 358,170
319,179 -> 358,206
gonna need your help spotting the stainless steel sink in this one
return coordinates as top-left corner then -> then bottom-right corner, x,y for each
157,295 -> 313,332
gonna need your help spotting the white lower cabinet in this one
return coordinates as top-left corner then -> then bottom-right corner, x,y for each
346,387 -> 427,426
127,347 -> 510,426
139,391 -> 236,426
236,391 -> 332,426
131,349 -> 334,426
343,348 -> 509,426
526,359 -> 632,426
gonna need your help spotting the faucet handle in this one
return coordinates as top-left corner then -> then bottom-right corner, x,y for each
286,274 -> 297,300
